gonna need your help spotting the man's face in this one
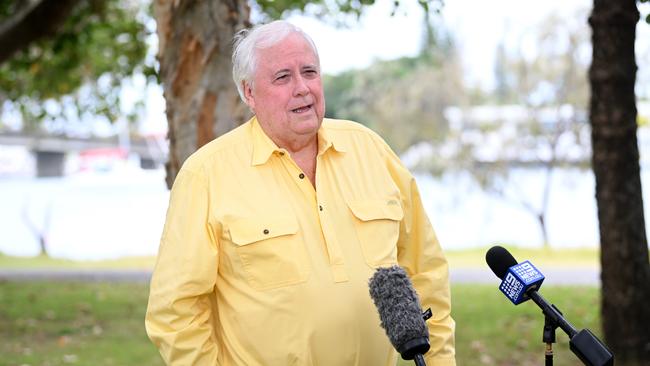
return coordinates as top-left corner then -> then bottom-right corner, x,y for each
244,33 -> 325,147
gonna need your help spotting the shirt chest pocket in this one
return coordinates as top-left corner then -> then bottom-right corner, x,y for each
347,198 -> 404,268
227,215 -> 309,290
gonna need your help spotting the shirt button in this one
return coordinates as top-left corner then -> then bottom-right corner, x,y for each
299,173 -> 305,179
319,205 -> 323,211
263,229 -> 269,235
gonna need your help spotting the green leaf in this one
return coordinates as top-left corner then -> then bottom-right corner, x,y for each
0,0 -> 151,129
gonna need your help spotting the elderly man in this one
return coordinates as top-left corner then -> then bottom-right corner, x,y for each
146,20 -> 456,366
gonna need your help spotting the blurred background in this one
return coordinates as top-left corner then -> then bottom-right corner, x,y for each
2,1 -> 650,365
1,0 -> 649,259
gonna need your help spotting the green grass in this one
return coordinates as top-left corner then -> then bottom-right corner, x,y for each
0,254 -> 156,270
1,281 -> 600,366
446,246 -> 600,268
0,246 -> 600,270
0,282 -> 162,366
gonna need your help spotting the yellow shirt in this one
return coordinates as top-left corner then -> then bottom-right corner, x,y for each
146,117 -> 456,366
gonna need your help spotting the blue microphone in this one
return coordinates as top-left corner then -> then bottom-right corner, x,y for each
486,245 -> 545,304
499,260 -> 545,305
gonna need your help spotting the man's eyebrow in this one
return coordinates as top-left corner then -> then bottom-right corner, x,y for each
302,64 -> 319,71
272,68 -> 291,76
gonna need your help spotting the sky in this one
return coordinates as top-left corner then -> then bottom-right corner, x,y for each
288,0 -> 649,89
137,0 -> 650,134
288,0 -> 594,86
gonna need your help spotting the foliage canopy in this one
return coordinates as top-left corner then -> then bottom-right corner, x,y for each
0,0 -> 447,134
0,0 -> 151,132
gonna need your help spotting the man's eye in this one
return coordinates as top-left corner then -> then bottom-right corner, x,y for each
275,75 -> 289,81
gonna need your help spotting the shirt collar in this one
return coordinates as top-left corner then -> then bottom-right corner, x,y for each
317,121 -> 347,156
251,117 -> 280,166
250,117 -> 346,166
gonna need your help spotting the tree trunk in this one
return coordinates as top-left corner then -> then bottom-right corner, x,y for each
154,0 -> 251,188
588,1 -> 650,364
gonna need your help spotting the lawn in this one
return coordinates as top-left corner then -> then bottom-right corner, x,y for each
0,254 -> 157,270
0,282 -> 160,366
1,281 -> 600,366
445,246 -> 600,269
0,246 -> 601,270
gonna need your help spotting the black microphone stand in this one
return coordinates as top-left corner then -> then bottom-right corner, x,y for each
527,291 -> 614,366
413,353 -> 426,366
543,312 -> 557,366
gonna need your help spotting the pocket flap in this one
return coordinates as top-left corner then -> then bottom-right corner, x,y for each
347,199 -> 404,222
229,215 -> 298,245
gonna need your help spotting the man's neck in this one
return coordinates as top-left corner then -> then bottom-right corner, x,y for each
281,136 -> 318,187
278,135 -> 317,156
256,119 -> 320,186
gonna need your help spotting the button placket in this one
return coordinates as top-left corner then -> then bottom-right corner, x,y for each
315,200 -> 348,282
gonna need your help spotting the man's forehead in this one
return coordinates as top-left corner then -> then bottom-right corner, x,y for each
256,36 -> 318,69
263,59 -> 319,72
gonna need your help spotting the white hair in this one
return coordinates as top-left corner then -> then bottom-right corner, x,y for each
232,20 -> 320,103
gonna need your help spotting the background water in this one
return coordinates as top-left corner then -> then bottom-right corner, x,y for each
0,166 -> 169,260
1,163 -> 648,260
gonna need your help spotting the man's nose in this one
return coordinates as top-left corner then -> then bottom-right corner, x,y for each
293,76 -> 309,96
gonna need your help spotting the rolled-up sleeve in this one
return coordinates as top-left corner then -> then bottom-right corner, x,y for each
381,140 -> 456,366
145,167 -> 220,365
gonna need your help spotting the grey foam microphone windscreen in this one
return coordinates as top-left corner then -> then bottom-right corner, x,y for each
368,265 -> 429,353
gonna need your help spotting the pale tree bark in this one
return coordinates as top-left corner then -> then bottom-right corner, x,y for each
154,0 -> 251,188
589,0 -> 650,364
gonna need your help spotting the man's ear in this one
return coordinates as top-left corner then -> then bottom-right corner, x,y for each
243,81 -> 255,110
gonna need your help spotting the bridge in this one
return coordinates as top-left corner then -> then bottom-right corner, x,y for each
0,131 -> 168,177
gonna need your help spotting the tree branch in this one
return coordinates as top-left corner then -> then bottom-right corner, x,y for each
0,0 -> 83,64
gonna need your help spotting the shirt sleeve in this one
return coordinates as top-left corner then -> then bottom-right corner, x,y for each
378,138 -> 457,366
145,167 -> 221,365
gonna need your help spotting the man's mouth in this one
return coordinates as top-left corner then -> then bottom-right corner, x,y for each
291,104 -> 312,113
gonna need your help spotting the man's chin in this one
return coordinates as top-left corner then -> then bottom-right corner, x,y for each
291,115 -> 322,133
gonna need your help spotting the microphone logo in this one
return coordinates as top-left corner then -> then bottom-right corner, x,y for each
499,260 -> 545,305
